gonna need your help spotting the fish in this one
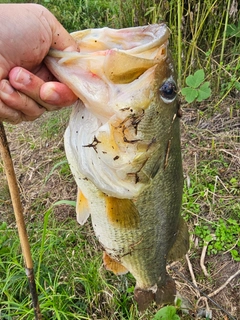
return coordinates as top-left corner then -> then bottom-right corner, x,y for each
45,24 -> 189,311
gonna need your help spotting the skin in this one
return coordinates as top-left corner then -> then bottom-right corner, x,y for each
0,3 -> 79,124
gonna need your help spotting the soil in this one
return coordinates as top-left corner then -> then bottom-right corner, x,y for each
0,100 -> 239,319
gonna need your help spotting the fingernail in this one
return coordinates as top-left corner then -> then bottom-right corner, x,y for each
0,80 -> 14,94
41,85 -> 60,103
14,68 -> 31,85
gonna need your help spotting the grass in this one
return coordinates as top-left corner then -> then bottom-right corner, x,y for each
0,215 -> 152,319
182,156 -> 240,261
0,0 -> 239,319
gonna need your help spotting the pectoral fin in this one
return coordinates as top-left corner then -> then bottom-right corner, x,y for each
76,189 -> 90,225
106,197 -> 140,229
103,252 -> 128,275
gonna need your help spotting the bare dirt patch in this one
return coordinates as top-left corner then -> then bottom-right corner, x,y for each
0,110 -> 76,225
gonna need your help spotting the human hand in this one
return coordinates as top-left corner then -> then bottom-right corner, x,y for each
0,3 -> 79,124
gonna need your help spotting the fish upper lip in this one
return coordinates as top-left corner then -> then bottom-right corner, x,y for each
47,24 -> 170,57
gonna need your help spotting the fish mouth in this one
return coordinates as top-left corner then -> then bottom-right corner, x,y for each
71,23 -> 170,53
49,23 -> 169,54
46,23 -> 170,119
46,24 -> 171,198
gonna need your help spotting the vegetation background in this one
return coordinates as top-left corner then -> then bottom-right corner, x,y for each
0,0 -> 239,319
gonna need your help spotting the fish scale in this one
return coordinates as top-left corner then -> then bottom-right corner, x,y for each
45,24 -> 189,311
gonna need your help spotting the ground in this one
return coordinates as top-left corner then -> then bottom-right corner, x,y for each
0,98 -> 239,319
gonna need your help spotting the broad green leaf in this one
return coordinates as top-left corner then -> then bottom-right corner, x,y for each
226,24 -> 237,37
181,87 -> 198,103
226,22 -> 240,38
186,69 -> 205,88
0,222 -> 7,230
153,306 -> 180,320
197,82 -> 211,102
204,234 -> 213,243
231,249 -> 240,262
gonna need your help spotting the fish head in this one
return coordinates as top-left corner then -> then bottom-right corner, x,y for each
45,24 -> 178,120
45,24 -> 180,198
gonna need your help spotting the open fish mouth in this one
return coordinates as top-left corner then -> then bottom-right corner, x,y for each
46,24 -> 173,199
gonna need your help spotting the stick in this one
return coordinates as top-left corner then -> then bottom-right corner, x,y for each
0,122 -> 42,320
200,234 -> 216,278
208,269 -> 240,298
200,244 -> 209,277
185,253 -> 200,298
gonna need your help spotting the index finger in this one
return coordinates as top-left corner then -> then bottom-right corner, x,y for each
43,6 -> 80,52
9,67 -> 78,110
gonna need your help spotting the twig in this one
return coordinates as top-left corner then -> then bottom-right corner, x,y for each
185,253 -> 200,297
212,175 -> 218,204
208,269 -> 240,298
215,175 -> 230,193
170,265 -> 237,320
220,148 -> 240,161
223,238 -> 240,255
0,122 -> 42,320
200,245 -> 210,277
200,234 -> 216,277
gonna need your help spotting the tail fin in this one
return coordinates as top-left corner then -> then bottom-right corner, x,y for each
134,275 -> 176,312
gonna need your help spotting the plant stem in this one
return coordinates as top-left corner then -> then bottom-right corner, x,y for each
0,122 -> 42,320
217,0 -> 231,90
177,0 -> 182,87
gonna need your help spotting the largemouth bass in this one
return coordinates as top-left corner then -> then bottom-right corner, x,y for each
45,24 -> 189,311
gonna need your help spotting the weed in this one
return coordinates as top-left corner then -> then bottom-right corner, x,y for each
220,58 -> 240,97
226,21 -> 240,38
40,109 -> 70,140
44,159 -> 70,182
152,305 -> 180,320
0,222 -> 10,255
195,218 -> 240,262
181,69 -> 211,103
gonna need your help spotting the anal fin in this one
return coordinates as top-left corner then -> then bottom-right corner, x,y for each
76,188 -> 90,225
103,252 -> 128,275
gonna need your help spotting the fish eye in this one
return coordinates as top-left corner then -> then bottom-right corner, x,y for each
159,79 -> 177,103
